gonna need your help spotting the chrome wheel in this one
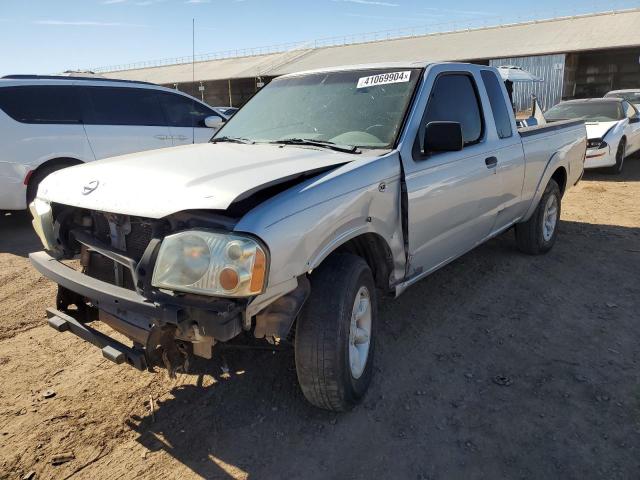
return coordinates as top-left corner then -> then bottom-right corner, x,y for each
542,194 -> 558,242
348,286 -> 372,379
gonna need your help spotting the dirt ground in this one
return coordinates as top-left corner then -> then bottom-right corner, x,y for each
1,158 -> 640,480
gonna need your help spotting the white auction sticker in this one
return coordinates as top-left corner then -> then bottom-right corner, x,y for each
357,71 -> 411,89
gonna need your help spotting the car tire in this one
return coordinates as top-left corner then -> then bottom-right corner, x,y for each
295,253 -> 376,411
26,161 -> 78,206
607,139 -> 625,175
515,179 -> 561,255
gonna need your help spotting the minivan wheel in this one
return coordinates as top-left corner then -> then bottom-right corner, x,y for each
26,161 -> 79,206
295,254 -> 376,411
515,179 -> 561,255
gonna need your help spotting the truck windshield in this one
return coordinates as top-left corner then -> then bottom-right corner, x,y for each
545,101 -> 623,122
214,68 -> 422,149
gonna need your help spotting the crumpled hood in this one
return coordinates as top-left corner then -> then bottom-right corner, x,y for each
585,121 -> 620,140
38,142 -> 358,218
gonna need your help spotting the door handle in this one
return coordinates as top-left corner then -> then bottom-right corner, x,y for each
172,135 -> 189,141
154,135 -> 169,140
485,156 -> 498,169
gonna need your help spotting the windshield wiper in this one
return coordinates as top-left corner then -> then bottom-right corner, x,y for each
211,136 -> 254,144
268,138 -> 360,154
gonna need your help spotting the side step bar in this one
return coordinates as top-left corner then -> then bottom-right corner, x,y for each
46,308 -> 147,371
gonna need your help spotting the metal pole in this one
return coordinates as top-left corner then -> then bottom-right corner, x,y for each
228,79 -> 233,107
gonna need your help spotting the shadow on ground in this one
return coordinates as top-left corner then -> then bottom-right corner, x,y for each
583,152 -> 640,182
125,219 -> 640,479
0,210 -> 41,257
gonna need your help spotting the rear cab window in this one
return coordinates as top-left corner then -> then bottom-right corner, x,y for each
0,85 -> 81,124
480,70 -> 513,139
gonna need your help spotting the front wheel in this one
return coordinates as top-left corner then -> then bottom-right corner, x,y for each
515,179 -> 561,255
295,254 -> 376,411
607,139 -> 625,175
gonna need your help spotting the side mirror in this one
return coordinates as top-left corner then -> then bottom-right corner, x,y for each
629,116 -> 640,124
423,121 -> 464,154
204,116 -> 224,129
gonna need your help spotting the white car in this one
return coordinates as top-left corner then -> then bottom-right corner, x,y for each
545,98 -> 640,174
604,89 -> 640,110
0,75 -> 226,210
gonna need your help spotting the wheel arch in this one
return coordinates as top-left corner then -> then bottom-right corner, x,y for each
550,166 -> 567,197
26,157 -> 84,202
318,232 -> 395,296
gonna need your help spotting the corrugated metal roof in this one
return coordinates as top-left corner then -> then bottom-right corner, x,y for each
103,9 -> 640,84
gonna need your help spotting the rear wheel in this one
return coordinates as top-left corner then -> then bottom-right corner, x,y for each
295,254 -> 376,411
607,139 -> 625,175
515,179 -> 561,255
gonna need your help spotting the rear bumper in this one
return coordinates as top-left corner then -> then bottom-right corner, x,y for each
0,161 -> 29,210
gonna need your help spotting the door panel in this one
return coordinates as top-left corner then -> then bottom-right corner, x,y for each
491,141 -> 526,232
405,145 -> 501,275
404,72 -> 503,276
83,125 -> 172,159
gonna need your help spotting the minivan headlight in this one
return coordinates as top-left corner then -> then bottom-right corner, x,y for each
152,230 -> 267,297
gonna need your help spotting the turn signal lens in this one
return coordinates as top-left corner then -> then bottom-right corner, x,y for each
250,248 -> 266,293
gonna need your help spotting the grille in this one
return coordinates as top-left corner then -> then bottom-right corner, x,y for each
127,221 -> 153,261
84,212 -> 155,291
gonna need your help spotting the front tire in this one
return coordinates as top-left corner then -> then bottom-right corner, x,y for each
515,179 -> 561,255
607,139 -> 625,175
295,254 -> 376,411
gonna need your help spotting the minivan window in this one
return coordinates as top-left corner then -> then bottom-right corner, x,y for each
82,87 -> 165,126
0,86 -> 81,124
159,92 -> 217,128
421,74 -> 484,147
481,70 -> 513,139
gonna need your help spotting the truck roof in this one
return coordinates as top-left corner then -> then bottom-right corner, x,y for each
279,61 -> 433,78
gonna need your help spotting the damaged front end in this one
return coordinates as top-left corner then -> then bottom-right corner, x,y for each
30,200 -> 306,376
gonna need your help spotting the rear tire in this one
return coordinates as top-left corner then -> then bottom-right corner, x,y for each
26,161 -> 79,206
607,139 -> 625,175
295,254 -> 376,411
515,179 -> 561,255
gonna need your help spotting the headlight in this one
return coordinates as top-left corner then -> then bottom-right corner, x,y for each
587,138 -> 607,149
151,230 -> 268,297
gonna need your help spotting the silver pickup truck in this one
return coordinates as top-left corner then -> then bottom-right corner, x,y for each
29,62 -> 586,411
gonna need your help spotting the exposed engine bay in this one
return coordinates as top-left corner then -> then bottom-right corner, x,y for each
45,202 -> 308,377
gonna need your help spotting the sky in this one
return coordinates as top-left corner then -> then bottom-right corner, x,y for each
0,0 -> 636,76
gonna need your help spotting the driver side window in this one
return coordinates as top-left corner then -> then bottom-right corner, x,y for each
417,73 -> 484,152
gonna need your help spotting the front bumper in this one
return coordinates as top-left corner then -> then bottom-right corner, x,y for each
29,250 -> 245,369
584,145 -> 615,169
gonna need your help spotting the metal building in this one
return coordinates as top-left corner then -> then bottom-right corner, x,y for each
100,8 -> 640,111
